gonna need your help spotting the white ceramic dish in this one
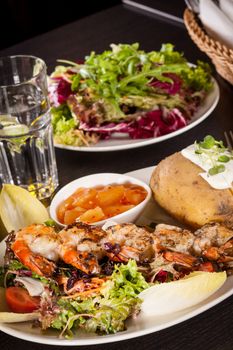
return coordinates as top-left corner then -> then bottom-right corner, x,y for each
49,173 -> 151,227
1,166 -> 233,346
54,78 -> 219,152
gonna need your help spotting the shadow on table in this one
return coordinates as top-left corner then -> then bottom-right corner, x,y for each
0,0 -> 120,50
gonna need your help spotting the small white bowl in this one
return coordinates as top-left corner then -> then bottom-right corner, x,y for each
50,173 -> 151,227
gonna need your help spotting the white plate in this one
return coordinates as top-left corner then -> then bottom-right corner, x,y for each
55,78 -> 219,152
1,165 -> 232,346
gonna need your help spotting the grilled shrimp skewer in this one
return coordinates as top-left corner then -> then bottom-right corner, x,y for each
10,221 -> 233,282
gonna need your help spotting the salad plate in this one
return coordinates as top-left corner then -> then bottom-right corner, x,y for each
0,166 -> 232,345
54,78 -> 219,152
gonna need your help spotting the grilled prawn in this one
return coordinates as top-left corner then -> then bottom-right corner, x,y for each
11,224 -> 59,276
194,223 -> 233,264
11,223 -> 106,276
154,222 -> 233,268
102,223 -> 154,263
102,223 -> 200,269
58,223 -> 106,274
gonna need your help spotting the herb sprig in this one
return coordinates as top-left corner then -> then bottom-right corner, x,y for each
195,135 -> 233,175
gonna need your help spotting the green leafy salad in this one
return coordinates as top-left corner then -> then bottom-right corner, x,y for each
51,261 -> 148,337
49,43 -> 213,147
1,250 -> 148,338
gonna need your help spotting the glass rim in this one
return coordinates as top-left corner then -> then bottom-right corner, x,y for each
0,55 -> 46,89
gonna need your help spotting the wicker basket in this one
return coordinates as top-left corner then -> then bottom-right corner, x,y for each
184,8 -> 233,84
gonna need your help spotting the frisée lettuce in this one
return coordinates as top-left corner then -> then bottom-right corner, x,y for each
50,260 -> 149,337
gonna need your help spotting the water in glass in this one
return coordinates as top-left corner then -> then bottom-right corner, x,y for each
0,56 -> 58,200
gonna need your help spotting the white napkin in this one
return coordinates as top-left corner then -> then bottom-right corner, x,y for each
219,0 -> 233,22
199,0 -> 233,49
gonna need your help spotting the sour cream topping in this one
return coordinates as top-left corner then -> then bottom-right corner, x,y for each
181,144 -> 233,189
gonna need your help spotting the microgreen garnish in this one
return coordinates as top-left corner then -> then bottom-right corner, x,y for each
198,135 -> 225,150
208,165 -> 225,175
218,155 -> 230,163
199,135 -> 216,149
195,135 -> 233,176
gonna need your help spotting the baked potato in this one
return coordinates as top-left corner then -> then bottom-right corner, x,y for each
150,152 -> 233,228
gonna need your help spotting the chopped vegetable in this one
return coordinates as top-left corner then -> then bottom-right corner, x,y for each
56,183 -> 147,225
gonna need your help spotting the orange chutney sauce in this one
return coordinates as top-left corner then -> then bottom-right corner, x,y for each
56,183 -> 147,225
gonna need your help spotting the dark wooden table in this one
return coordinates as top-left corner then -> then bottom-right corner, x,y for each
0,3 -> 233,349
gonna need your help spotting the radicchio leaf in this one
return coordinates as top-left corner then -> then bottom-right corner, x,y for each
80,108 -> 187,139
49,78 -> 73,106
150,73 -> 182,95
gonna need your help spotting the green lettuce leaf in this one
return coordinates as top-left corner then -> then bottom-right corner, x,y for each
51,104 -> 76,134
51,260 -> 148,337
51,105 -> 84,146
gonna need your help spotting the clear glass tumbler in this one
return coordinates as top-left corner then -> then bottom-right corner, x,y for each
0,55 -> 59,200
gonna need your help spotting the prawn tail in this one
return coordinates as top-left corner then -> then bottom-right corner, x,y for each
163,251 -> 197,268
62,248 -> 100,275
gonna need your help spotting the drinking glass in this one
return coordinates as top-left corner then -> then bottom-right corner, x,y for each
0,55 -> 59,200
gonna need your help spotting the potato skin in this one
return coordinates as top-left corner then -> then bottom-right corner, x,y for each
150,152 -> 233,228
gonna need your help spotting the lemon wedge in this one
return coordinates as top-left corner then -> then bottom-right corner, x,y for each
139,271 -> 227,316
0,184 -> 49,234
0,124 -> 29,137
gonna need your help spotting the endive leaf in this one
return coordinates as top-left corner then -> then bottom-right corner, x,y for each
139,271 -> 226,315
0,184 -> 49,233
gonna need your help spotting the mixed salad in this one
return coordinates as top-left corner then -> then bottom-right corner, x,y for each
49,43 -> 213,147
